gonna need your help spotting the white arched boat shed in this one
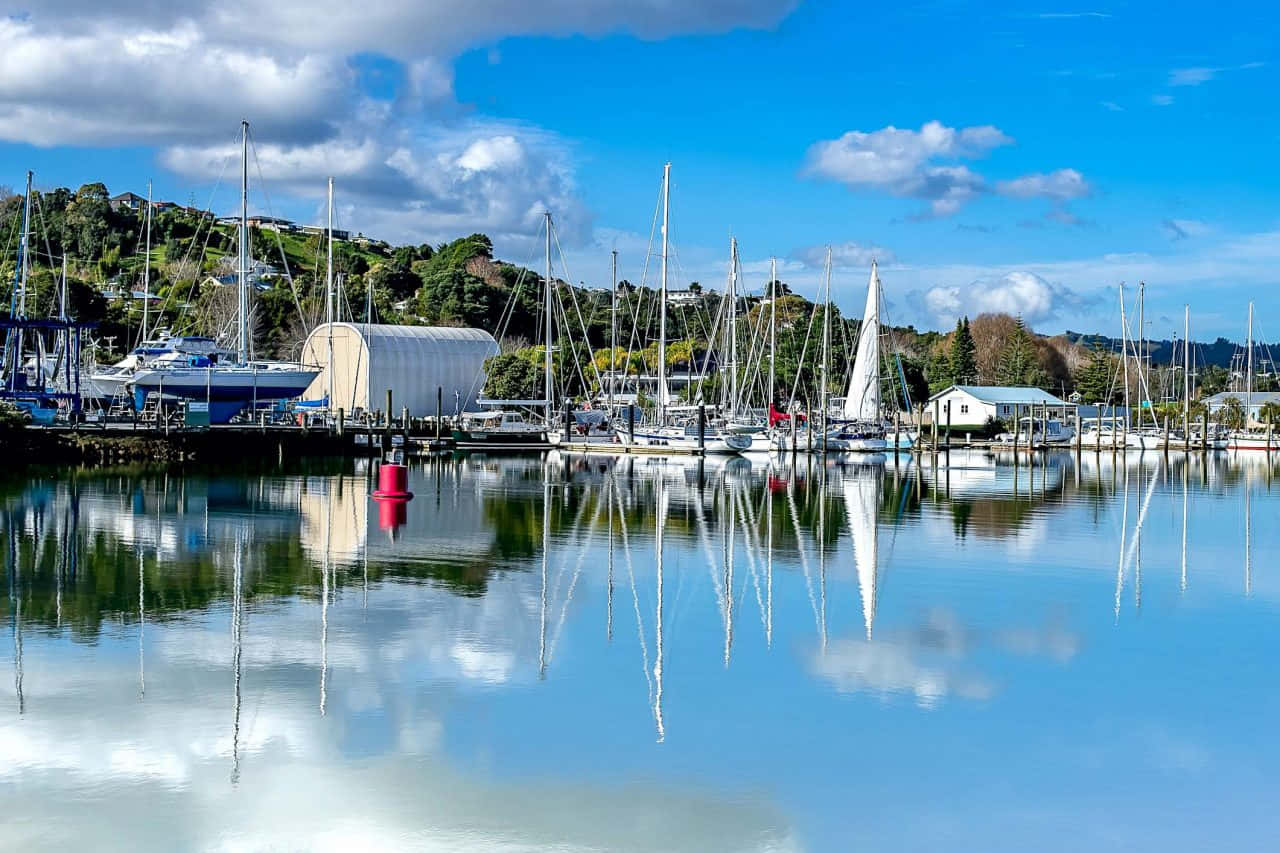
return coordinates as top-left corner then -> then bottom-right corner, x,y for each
300,323 -> 499,417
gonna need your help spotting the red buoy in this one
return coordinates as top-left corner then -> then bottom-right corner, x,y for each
372,463 -> 414,501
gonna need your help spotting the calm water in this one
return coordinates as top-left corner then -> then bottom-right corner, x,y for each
2,450 -> 1277,851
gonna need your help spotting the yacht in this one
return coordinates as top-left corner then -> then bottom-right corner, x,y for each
117,122 -> 318,423
453,409 -> 549,449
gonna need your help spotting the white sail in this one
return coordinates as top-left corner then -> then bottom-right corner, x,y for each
843,467 -> 880,640
842,262 -> 882,420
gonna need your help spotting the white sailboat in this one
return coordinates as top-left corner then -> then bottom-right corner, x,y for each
1227,302 -> 1273,450
126,121 -> 319,423
614,164 -> 750,455
830,262 -> 889,452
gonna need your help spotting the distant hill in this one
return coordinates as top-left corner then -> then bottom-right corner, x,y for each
1064,331 -> 1279,372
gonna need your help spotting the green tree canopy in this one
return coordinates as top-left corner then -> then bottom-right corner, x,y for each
995,318 -> 1047,388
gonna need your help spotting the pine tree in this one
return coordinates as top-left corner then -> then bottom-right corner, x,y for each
1074,347 -> 1116,403
995,318 -> 1047,388
949,316 -> 978,385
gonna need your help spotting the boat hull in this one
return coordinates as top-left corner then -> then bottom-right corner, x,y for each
130,366 -> 319,424
452,429 -> 549,450
616,429 -> 751,454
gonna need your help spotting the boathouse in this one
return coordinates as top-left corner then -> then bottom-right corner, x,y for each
300,323 -> 499,418
926,385 -> 1075,431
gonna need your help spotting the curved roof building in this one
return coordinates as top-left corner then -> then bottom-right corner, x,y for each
301,323 -> 499,417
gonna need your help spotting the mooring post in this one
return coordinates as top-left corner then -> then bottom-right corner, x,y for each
1012,404 -> 1020,456
337,407 -> 345,439
1111,410 -> 1119,454
565,401 -> 574,440
627,404 -> 635,444
894,410 -> 901,468
931,399 -> 939,454
402,406 -> 410,447
945,402 -> 952,454
697,404 -> 706,453
1202,408 -> 1209,453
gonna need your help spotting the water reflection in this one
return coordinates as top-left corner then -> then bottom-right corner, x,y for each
1,449 -> 1279,849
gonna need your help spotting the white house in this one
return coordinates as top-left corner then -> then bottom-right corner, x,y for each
926,385 -> 1075,430
1205,391 -> 1280,426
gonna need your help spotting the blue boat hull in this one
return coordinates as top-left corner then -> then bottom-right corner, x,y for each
133,380 -> 315,424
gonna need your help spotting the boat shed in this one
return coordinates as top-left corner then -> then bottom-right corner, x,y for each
300,323 -> 499,417
925,385 -> 1075,431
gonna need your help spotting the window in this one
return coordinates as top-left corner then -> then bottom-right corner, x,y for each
960,404 -> 969,414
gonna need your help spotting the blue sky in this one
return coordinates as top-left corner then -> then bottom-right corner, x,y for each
0,1 -> 1276,338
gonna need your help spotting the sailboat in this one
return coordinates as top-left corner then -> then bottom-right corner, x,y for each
830,261 -> 891,452
613,164 -> 751,454
1227,302 -> 1273,451
126,121 -> 319,424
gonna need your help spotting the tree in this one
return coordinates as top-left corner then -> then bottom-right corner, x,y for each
1199,365 -> 1229,395
1215,397 -> 1245,430
969,312 -> 1020,384
483,352 -> 538,400
926,340 -> 952,395
948,317 -> 977,385
1258,401 -> 1280,426
995,319 -> 1047,388
1074,347 -> 1118,404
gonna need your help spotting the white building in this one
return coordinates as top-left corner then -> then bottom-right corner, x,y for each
300,323 -> 499,417
1205,391 -> 1280,426
926,385 -> 1075,430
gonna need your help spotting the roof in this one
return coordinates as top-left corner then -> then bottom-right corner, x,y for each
930,385 -> 1069,405
1207,391 -> 1280,405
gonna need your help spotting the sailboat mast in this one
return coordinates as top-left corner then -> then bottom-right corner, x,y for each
657,163 -> 670,425
768,257 -> 776,410
609,249 -> 617,414
1246,302 -> 1254,429
59,254 -> 68,320
820,247 -> 832,430
238,120 -> 249,364
728,236 -> 738,419
16,170 -> 31,318
141,179 -> 153,342
8,170 -> 33,390
544,210 -> 554,426
1119,284 -> 1130,427
326,176 -> 335,411
1183,305 -> 1190,439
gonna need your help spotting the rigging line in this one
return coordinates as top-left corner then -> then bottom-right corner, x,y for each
733,482 -> 769,635
547,485 -> 606,665
164,127 -> 238,335
610,474 -> 654,705
786,476 -> 824,636
247,133 -> 310,342
551,222 -> 606,396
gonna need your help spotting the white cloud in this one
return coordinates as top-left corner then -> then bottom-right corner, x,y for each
790,241 -> 896,269
802,120 -> 1011,217
804,120 -> 1088,218
1101,100 -> 1124,112
1168,61 -> 1264,87
1151,94 -> 1175,106
0,0 -> 795,250
996,168 -> 1090,201
918,271 -> 1090,324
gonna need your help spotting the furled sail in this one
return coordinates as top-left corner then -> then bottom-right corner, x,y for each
842,262 -> 881,420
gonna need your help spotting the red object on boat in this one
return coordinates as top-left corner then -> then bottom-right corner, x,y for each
769,405 -> 807,427
372,463 -> 414,501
